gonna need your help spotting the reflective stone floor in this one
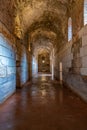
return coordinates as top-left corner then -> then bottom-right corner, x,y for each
0,74 -> 87,130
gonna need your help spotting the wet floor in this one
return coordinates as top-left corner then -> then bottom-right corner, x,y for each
0,74 -> 87,130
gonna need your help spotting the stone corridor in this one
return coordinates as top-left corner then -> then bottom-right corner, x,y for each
0,74 -> 87,130
0,0 -> 87,129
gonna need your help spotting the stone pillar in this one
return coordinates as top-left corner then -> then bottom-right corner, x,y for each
59,62 -> 63,84
29,51 -> 32,80
16,60 -> 21,88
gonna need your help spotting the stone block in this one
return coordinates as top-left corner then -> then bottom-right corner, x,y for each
80,45 -> 87,57
0,74 -> 16,103
82,35 -> 87,46
81,68 -> 87,76
7,66 -> 16,75
82,56 -> 87,68
0,66 -> 7,77
0,45 -> 15,58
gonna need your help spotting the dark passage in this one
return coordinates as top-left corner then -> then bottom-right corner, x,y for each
0,74 -> 87,130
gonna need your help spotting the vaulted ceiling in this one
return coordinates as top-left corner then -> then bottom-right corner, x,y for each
13,0 -> 69,55
14,0 -> 69,41
0,0 -> 83,54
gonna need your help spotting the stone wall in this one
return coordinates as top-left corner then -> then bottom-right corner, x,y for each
54,25 -> 87,102
0,0 -> 15,32
0,21 -> 30,103
79,25 -> 87,76
16,41 -> 30,87
0,23 -> 16,103
71,0 -> 83,35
